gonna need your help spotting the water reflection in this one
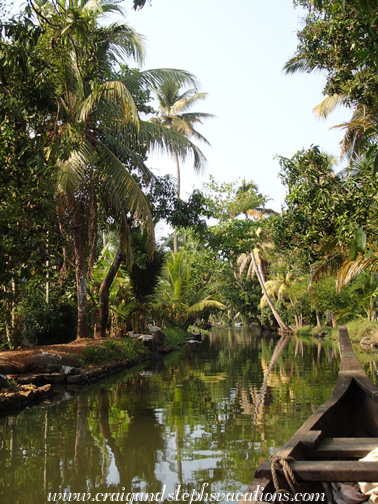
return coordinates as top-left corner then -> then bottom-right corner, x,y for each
0,329 -> 344,504
253,335 -> 290,425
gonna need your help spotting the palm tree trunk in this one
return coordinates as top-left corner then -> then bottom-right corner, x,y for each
3,285 -> 12,347
97,244 -> 125,339
76,268 -> 89,340
96,218 -> 130,338
173,152 -> 180,253
72,206 -> 89,340
45,231 -> 50,304
251,251 -> 291,332
57,196 -> 70,286
289,296 -> 301,329
87,174 -> 98,283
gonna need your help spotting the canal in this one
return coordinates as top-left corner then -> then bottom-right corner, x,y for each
0,327 -> 365,503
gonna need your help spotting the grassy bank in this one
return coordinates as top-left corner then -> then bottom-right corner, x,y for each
77,327 -> 188,365
294,319 -> 378,343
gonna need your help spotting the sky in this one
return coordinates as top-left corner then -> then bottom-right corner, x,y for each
119,0 -> 352,212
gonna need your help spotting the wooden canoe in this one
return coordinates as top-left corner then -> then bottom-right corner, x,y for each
241,326 -> 378,502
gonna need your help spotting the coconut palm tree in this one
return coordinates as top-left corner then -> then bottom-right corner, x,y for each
238,230 -> 292,332
149,77 -> 214,252
260,267 -> 305,328
155,251 -> 225,328
36,0 -> 209,338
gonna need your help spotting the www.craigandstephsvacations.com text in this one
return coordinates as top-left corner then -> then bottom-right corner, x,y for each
46,483 -> 326,503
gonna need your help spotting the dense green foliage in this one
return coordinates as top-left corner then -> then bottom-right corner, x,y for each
2,0 -> 378,347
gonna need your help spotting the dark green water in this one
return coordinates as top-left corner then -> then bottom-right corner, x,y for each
0,328 -> 359,504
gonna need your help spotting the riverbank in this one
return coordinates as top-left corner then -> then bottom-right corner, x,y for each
295,319 -> 378,346
0,328 -> 188,415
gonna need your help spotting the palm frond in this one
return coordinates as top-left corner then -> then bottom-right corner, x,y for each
309,252 -> 344,287
332,105 -> 377,159
336,255 -> 378,291
313,94 -> 344,119
79,81 -> 139,126
83,0 -> 103,14
237,253 -> 251,277
170,92 -> 209,115
138,120 -> 207,173
259,294 -> 268,309
57,138 -> 95,198
283,56 -> 312,74
104,23 -> 145,65
245,208 -> 264,220
178,111 -> 216,123
97,144 -> 155,255
188,298 -> 226,314
122,68 -> 200,95
99,129 -> 154,180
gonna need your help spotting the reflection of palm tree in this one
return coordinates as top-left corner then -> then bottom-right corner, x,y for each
73,395 -> 88,489
98,389 -> 128,483
253,335 -> 290,425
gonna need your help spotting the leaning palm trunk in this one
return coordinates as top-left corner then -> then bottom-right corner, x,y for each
97,217 -> 131,338
250,251 -> 292,332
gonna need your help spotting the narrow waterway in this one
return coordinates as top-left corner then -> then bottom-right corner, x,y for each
0,328 -> 363,503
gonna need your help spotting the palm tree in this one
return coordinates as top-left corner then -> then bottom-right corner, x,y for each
149,77 -> 214,252
285,57 -> 378,161
36,0 -> 209,338
232,178 -> 275,220
42,2 -> 153,339
312,94 -> 378,160
260,266 -> 304,328
156,251 -> 225,328
238,231 -> 292,332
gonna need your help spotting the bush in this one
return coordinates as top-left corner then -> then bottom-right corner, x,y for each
18,278 -> 77,345
20,299 -> 77,345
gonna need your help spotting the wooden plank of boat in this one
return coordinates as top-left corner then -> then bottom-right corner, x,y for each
240,326 -> 378,502
256,459 -> 378,482
314,437 -> 378,459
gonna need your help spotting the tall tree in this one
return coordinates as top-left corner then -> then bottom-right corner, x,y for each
287,1 -> 378,160
238,240 -> 292,332
19,0 -> 209,339
149,76 -> 213,252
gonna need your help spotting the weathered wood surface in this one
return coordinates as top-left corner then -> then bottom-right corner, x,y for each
314,437 -> 378,459
256,459 -> 378,482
